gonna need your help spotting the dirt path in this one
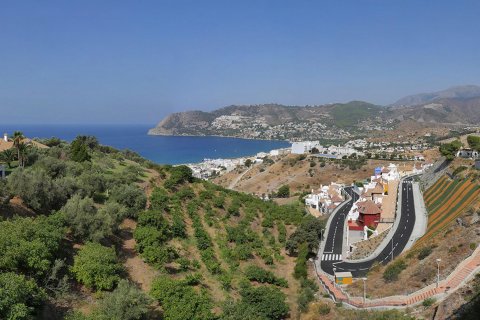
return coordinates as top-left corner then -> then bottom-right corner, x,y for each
118,219 -> 159,292
228,166 -> 253,189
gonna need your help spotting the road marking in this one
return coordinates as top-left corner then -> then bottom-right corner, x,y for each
321,254 -> 342,261
401,233 -> 403,238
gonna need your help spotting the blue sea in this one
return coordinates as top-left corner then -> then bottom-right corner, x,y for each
0,124 -> 289,164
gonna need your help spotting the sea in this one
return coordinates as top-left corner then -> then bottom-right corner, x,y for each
0,124 -> 289,165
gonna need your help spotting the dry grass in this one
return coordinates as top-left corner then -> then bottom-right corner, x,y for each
213,154 -> 417,196
349,229 -> 390,260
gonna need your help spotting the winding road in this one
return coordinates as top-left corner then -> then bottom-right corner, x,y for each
319,177 -> 416,277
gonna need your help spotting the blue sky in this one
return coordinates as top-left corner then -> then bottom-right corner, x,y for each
1,0 -> 479,124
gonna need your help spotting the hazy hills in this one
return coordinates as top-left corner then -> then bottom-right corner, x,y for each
149,85 -> 480,140
391,85 -> 480,107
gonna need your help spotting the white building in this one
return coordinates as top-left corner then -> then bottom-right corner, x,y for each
305,183 -> 344,214
456,148 -> 479,159
291,141 -> 322,154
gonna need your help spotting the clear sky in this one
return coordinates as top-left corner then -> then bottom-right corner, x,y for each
1,0 -> 479,124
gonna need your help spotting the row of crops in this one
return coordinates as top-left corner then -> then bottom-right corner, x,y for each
414,175 -> 480,247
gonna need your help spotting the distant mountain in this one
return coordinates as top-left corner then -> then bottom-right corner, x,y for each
148,101 -> 387,140
391,96 -> 480,124
391,85 -> 480,107
149,85 -> 480,140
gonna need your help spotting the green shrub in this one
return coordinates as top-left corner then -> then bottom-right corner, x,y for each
0,272 -> 46,320
244,265 -> 288,287
150,276 -> 215,320
318,303 -> 331,315
383,259 -> 407,282
71,242 -> 123,291
294,242 -> 309,279
91,280 -> 150,320
417,246 -> 433,260
276,185 -> 290,198
422,297 -> 436,307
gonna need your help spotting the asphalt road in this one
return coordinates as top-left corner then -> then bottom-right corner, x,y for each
320,178 -> 416,277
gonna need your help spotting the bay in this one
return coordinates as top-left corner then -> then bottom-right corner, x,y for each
0,124 -> 289,164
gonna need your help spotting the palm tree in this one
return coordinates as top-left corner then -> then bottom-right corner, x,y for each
12,131 -> 25,166
0,149 -> 15,168
17,142 -> 30,168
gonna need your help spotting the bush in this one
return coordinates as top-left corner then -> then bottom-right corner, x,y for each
164,165 -> 193,189
150,276 -> 215,320
109,184 -> 147,218
439,140 -> 462,161
294,242 -> 309,279
91,280 -> 151,320
318,303 -> 331,315
0,215 -> 65,277
276,185 -> 290,198
62,195 -> 126,241
422,297 -> 436,307
417,246 -> 433,260
7,168 -> 62,213
224,283 -> 289,320
244,265 -> 288,287
453,165 -> 468,177
383,259 -> 407,282
0,272 -> 46,320
71,242 -> 124,291
149,187 -> 170,211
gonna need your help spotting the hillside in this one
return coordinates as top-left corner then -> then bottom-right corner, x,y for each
149,85 -> 480,141
391,96 -> 480,125
391,85 -> 480,107
0,135 -> 337,319
148,101 -> 390,140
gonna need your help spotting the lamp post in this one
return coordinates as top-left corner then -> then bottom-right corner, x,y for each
391,237 -> 394,262
436,258 -> 442,288
362,277 -> 367,303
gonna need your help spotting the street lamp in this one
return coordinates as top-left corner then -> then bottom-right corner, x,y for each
362,277 -> 367,303
436,258 -> 442,288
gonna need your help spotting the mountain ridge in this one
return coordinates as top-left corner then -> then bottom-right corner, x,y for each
391,85 -> 480,107
149,85 -> 480,140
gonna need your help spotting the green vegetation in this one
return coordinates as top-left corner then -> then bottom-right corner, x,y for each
0,132 -> 416,319
467,135 -> 480,151
223,282 -> 289,320
0,272 -> 46,320
150,276 -> 215,320
417,246 -> 434,260
439,140 -> 462,160
276,184 -> 290,198
244,265 -> 288,287
330,101 -> 382,128
383,259 -> 407,282
422,297 -> 436,307
452,165 -> 468,177
71,242 -> 124,291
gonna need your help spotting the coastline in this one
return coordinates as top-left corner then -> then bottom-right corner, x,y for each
147,130 -> 292,143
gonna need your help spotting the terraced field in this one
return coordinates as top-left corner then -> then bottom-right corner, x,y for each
415,175 -> 480,247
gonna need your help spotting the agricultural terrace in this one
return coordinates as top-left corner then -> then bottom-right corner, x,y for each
415,175 -> 480,247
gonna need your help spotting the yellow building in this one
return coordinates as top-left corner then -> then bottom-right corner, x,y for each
334,271 -> 353,285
